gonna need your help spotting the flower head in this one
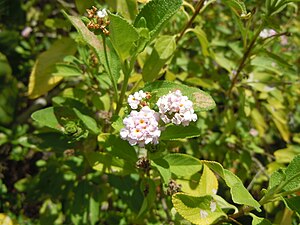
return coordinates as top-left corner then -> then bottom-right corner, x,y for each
259,29 -> 276,38
120,106 -> 161,147
156,90 -> 197,126
97,9 -> 108,18
127,90 -> 148,109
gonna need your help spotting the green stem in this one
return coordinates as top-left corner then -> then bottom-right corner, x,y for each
176,0 -> 206,44
115,56 -> 137,115
102,36 -> 119,107
226,22 -> 265,97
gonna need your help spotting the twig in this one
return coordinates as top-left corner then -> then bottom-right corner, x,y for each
226,24 -> 264,97
247,169 -> 262,191
228,217 -> 243,225
161,196 -> 172,222
176,0 -> 206,44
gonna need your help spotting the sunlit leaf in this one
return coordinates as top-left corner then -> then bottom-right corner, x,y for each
107,0 -> 138,20
203,160 -> 261,210
108,12 -> 139,61
164,153 -> 202,177
172,193 -> 226,225
134,0 -> 182,39
198,164 -> 218,195
0,213 -> 13,225
84,152 -> 134,175
160,125 -> 201,140
28,37 -> 77,99
250,213 -> 272,225
274,145 -> 300,164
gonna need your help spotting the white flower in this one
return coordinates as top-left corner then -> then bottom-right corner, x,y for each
200,210 -> 208,219
127,90 -> 147,109
259,29 -> 277,38
97,9 -> 108,18
156,90 -> 197,126
210,201 -> 217,212
120,106 -> 161,147
212,188 -> 217,194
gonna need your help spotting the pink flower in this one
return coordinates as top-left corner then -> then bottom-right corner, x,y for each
156,90 -> 197,126
127,90 -> 147,109
120,106 -> 161,147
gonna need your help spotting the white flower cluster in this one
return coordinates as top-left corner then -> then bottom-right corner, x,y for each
127,90 -> 147,109
121,89 -> 197,147
97,9 -> 108,18
259,29 -> 276,38
156,90 -> 197,126
120,106 -> 161,147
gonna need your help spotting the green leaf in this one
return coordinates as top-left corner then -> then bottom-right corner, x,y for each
75,0 -> 93,14
0,53 -> 18,125
160,125 -> 201,140
213,195 -> 238,214
283,196 -> 300,214
164,153 -> 202,177
251,56 -> 282,75
177,173 -> 202,195
63,11 -> 121,91
28,37 -> 77,99
31,107 -> 64,132
250,213 -> 273,225
274,145 -> 300,164
107,0 -> 138,21
108,12 -> 139,61
73,108 -> 100,135
177,165 -> 218,196
53,63 -> 82,77
142,35 -> 176,82
134,0 -> 182,39
264,104 -> 290,142
107,135 -> 138,164
143,81 -> 216,111
282,155 -> 300,192
89,191 -> 100,225
151,158 -> 171,184
138,178 -> 156,218
203,160 -> 261,210
187,27 -> 214,57
84,152 -> 133,175
172,193 -> 227,225
214,53 -> 235,73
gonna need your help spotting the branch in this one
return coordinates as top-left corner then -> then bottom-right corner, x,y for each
176,0 -> 206,43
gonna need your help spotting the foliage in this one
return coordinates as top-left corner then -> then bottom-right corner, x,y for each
0,0 -> 300,224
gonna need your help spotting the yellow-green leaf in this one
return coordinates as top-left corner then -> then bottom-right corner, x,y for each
172,193 -> 227,225
198,164 -> 218,195
28,37 -> 77,99
0,214 -> 13,225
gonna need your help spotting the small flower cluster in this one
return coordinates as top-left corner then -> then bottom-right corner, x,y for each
120,90 -> 197,147
156,90 -> 197,126
120,106 -> 161,147
127,90 -> 150,109
259,29 -> 276,39
86,6 -> 110,35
